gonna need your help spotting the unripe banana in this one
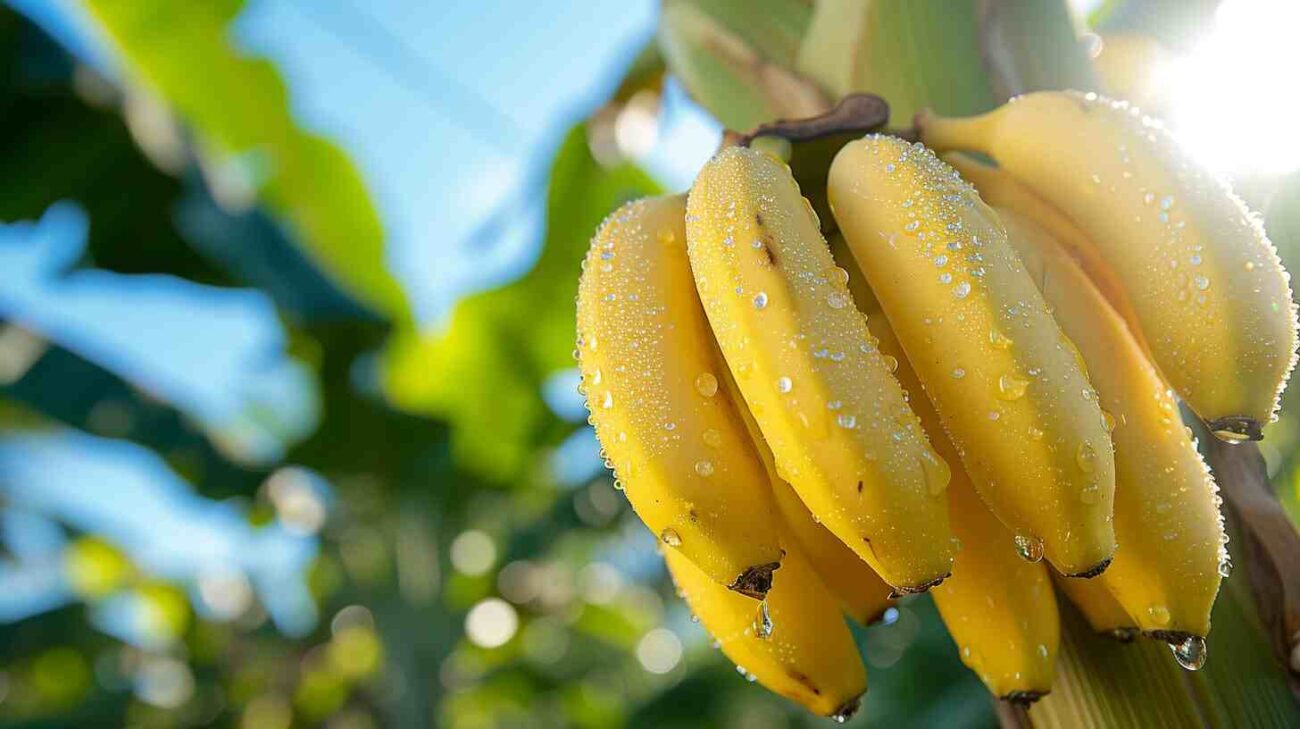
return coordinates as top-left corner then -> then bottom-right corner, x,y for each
919,91 -> 1299,442
1054,575 -> 1138,642
686,146 -> 955,592
718,356 -> 895,624
828,134 -> 1116,577
851,269 -> 1058,703
664,540 -> 866,719
1001,209 -> 1225,646
577,195 -> 783,597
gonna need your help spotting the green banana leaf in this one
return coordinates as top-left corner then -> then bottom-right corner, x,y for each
81,0 -> 411,323
382,127 -> 660,484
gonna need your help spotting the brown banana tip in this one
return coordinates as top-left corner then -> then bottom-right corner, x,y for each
730,561 -> 781,600
1064,556 -> 1112,579
887,572 -> 951,598
1206,415 -> 1263,443
829,697 -> 862,723
1002,690 -> 1049,707
1145,629 -> 1203,645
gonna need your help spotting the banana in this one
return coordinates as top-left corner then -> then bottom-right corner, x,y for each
1000,208 -> 1226,647
1054,575 -> 1138,642
919,91 -> 1299,442
848,264 -> 1058,703
827,134 -> 1116,577
942,152 -> 1153,360
664,539 -> 866,720
577,195 -> 783,597
686,145 -> 954,592
770,477 -> 895,624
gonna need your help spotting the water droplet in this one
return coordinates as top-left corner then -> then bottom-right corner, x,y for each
1171,636 -> 1207,671
938,272 -> 953,284
1143,192 -> 1156,205
1147,605 -> 1171,625
776,376 -> 793,393
833,267 -> 850,285
827,400 -> 843,410
997,373 -> 1029,400
934,254 -> 949,267
919,451 -> 950,495
1076,442 -> 1097,473
695,373 -> 719,397
702,429 -> 722,448
1027,426 -> 1044,441
1194,275 -> 1210,291
660,528 -> 682,547
1079,482 -> 1101,504
1014,534 -> 1044,563
988,329 -> 1014,350
694,460 -> 714,477
1037,644 -> 1049,659
753,601 -> 773,640
952,367 -> 966,379
827,291 -> 849,309
953,281 -> 971,299
752,292 -> 768,310
1190,254 -> 1202,266
1244,261 -> 1257,272
601,392 -> 614,409
882,355 -> 899,373
1101,410 -> 1116,432
837,413 -> 857,429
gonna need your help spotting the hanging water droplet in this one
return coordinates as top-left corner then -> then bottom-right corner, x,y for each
660,528 -> 682,547
1076,442 -> 1098,473
830,700 -> 860,724
694,460 -> 714,477
1218,553 -> 1233,578
882,355 -> 899,373
833,267 -> 850,285
776,376 -> 793,393
997,373 -> 1029,400
695,372 -> 719,397
1014,534 -> 1044,563
1101,410 -> 1117,432
753,601 -> 773,640
702,429 -> 722,448
1171,636 -> 1207,671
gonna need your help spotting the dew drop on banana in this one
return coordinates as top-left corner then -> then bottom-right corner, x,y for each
752,292 -> 768,310
753,600 -> 774,640
1014,534 -> 1045,563
694,460 -> 714,477
997,373 -> 1029,401
695,372 -> 719,397
701,429 -> 722,448
1147,605 -> 1171,625
776,376 -> 793,393
660,528 -> 682,547
1075,442 -> 1097,473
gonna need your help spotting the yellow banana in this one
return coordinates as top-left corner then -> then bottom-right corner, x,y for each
718,350 -> 895,625
577,195 -> 783,597
942,152 -> 1153,360
827,134 -> 1116,577
919,91 -> 1299,442
664,540 -> 866,719
1001,209 -> 1225,650
686,145 -> 954,592
1054,575 -> 1138,642
769,477 -> 894,624
850,269 -> 1058,703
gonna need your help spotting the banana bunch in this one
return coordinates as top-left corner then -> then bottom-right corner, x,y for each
574,90 -> 1296,717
